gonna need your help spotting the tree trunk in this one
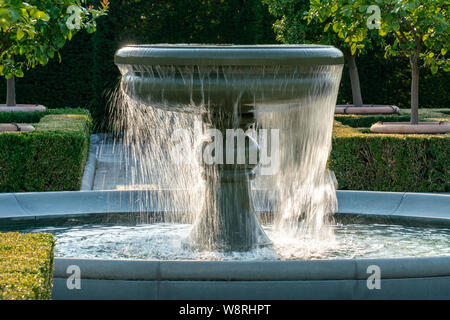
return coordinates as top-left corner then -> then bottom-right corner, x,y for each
347,52 -> 363,107
6,76 -> 16,107
410,57 -> 419,125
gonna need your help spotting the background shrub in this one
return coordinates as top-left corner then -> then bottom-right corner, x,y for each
0,233 -> 55,300
0,0 -> 447,131
0,112 -> 91,192
330,121 -> 450,192
0,107 -> 90,124
334,109 -> 450,128
334,114 -> 412,128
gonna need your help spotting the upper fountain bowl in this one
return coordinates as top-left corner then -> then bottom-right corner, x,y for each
115,44 -> 344,66
115,44 -> 344,113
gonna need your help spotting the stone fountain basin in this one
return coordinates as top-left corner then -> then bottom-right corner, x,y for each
115,44 -> 344,112
0,190 -> 449,299
52,256 -> 450,300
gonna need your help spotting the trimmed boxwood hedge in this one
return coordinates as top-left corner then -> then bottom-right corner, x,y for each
330,121 -> 450,192
0,233 -> 55,300
334,114 -> 412,128
0,112 -> 92,192
0,108 -> 90,124
334,109 -> 450,128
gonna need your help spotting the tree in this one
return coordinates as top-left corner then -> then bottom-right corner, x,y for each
264,0 -> 375,107
0,0 -> 109,106
312,0 -> 449,124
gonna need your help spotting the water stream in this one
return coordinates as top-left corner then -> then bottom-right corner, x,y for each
106,63 -> 343,254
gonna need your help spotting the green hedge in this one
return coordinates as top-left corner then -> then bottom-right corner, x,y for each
0,0 -> 447,131
0,113 -> 92,192
334,109 -> 450,128
0,107 -> 91,124
0,233 -> 55,300
0,0 -> 277,131
330,121 -> 450,192
334,114 -> 412,128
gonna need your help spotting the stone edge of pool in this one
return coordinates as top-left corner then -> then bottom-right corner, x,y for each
51,257 -> 450,299
0,190 -> 449,299
0,190 -> 448,225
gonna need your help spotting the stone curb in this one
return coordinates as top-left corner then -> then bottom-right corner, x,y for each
53,256 -> 450,281
80,134 -> 100,191
0,190 -> 448,224
52,257 -> 450,300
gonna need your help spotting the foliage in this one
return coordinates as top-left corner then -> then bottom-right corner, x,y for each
78,0 -> 278,130
0,0 -> 109,79
0,232 -> 55,300
334,114 -> 412,127
0,106 -> 90,123
309,0 -> 449,74
264,0 -> 380,54
0,1 -> 448,130
334,108 -> 450,127
0,112 -> 92,192
330,121 -> 450,192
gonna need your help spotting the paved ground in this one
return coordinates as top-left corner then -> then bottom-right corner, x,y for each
87,134 -> 163,190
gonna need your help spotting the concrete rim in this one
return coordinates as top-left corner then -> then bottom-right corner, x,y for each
51,256 -> 450,300
1,190 -> 448,225
115,44 -> 345,66
0,188 -> 447,299
53,256 -> 450,281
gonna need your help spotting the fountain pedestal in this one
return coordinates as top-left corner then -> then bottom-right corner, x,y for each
115,44 -> 344,252
189,113 -> 270,251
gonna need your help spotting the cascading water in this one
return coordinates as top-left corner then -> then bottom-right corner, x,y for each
106,81 -> 205,224
108,45 -> 344,255
254,65 -> 342,241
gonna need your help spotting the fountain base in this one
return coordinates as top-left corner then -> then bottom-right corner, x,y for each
189,112 -> 271,252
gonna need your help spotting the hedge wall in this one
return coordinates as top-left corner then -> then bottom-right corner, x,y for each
334,114 -> 412,128
0,113 -> 92,192
0,107 -> 90,124
330,121 -> 450,192
0,233 -> 55,300
334,109 -> 450,128
0,0 -> 447,131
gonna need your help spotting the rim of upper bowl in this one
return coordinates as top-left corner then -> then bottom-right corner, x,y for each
114,44 -> 345,66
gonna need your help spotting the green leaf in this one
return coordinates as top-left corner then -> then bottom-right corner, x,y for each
351,43 -> 357,55
333,23 -> 339,33
331,3 -> 338,13
16,29 -> 25,40
441,48 -> 447,56
431,64 -> 438,74
14,69 -> 24,78
30,9 -> 49,21
0,8 -> 12,27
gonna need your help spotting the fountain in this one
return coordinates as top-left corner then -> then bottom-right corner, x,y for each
1,45 -> 449,300
114,44 -> 344,251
